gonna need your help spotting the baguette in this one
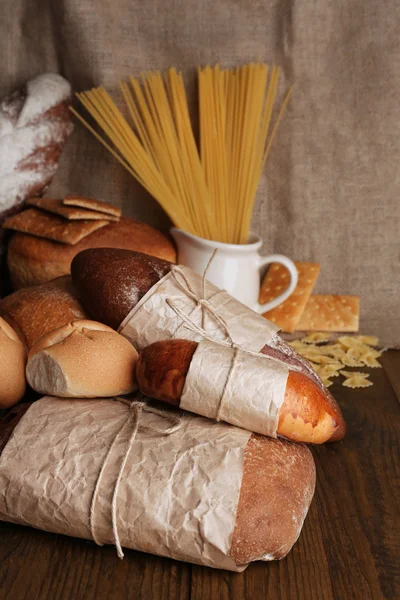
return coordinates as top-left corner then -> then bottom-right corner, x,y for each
136,339 -> 341,443
0,276 -> 87,348
0,317 -> 27,407
0,400 -> 316,566
26,320 -> 138,397
71,248 -> 345,441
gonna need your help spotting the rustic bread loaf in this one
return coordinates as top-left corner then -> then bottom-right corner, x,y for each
0,401 -> 316,566
0,317 -> 27,407
8,217 -> 176,289
136,339 -> 342,443
0,276 -> 87,348
26,320 -> 138,397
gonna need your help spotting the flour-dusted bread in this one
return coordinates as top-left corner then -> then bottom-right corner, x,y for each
0,74 -> 73,273
26,320 -> 138,398
231,433 -> 316,564
0,317 -> 27,408
0,276 -> 87,348
7,217 -> 176,289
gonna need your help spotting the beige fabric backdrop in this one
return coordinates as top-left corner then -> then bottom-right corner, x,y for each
1,0 -> 399,346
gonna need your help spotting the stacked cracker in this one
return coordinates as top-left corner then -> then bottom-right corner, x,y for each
260,262 -> 359,333
2,195 -> 121,245
259,262 -> 384,390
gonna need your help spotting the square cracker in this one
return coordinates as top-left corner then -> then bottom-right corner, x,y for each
64,195 -> 121,218
2,208 -> 109,245
260,261 -> 320,332
27,198 -> 119,221
297,295 -> 360,332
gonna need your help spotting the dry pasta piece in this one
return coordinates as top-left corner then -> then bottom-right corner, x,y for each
301,332 -> 332,344
341,354 -> 364,368
316,344 -> 348,360
337,336 -> 366,350
341,371 -> 373,388
358,346 -> 382,359
301,352 -> 342,365
360,353 -> 382,368
316,364 -> 342,378
321,377 -> 334,388
352,335 -> 379,347
288,340 -> 310,351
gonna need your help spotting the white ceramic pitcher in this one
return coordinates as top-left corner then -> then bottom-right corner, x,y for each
170,228 -> 298,313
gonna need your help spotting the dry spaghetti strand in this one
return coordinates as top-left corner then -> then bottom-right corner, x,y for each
72,64 -> 291,244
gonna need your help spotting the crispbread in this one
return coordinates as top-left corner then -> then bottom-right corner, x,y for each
260,262 -> 320,332
296,295 -> 360,332
64,195 -> 121,217
3,208 -> 108,245
27,198 -> 119,221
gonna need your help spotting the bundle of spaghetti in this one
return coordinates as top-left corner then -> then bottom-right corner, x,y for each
71,64 -> 291,244
198,64 -> 292,243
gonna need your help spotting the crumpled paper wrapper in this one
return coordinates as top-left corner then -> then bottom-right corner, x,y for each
118,266 -> 279,351
180,339 -> 289,437
0,396 -> 251,571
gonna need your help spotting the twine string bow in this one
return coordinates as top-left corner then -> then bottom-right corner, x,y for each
89,397 -> 181,559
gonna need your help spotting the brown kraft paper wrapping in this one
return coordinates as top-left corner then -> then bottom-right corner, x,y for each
118,266 -> 279,351
0,396 -> 251,571
180,339 -> 289,437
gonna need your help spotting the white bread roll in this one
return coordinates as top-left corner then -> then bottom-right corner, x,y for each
0,317 -> 27,407
26,320 -> 138,398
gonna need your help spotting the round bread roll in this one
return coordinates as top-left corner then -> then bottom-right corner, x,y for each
7,217 -> 176,289
0,317 -> 27,408
26,320 -> 138,398
0,276 -> 87,348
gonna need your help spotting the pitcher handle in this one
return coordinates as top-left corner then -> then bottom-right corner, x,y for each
256,255 -> 298,314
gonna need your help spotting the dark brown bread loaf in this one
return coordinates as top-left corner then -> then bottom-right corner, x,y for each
71,248 -> 345,442
136,339 -> 343,444
71,248 -> 171,329
0,403 -> 316,565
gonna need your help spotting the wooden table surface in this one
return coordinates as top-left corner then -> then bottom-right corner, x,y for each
0,351 -> 399,600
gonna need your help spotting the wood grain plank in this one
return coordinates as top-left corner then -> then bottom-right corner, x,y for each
380,350 -> 400,403
190,356 -> 400,600
309,362 -> 400,600
0,355 -> 399,600
190,496 -> 336,600
0,523 -> 191,600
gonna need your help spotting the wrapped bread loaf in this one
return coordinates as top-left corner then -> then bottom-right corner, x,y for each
136,338 -> 340,443
0,275 -> 87,348
0,397 -> 316,570
71,248 -> 346,443
0,74 -> 73,286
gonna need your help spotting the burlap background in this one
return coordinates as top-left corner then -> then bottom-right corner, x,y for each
1,0 -> 398,346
